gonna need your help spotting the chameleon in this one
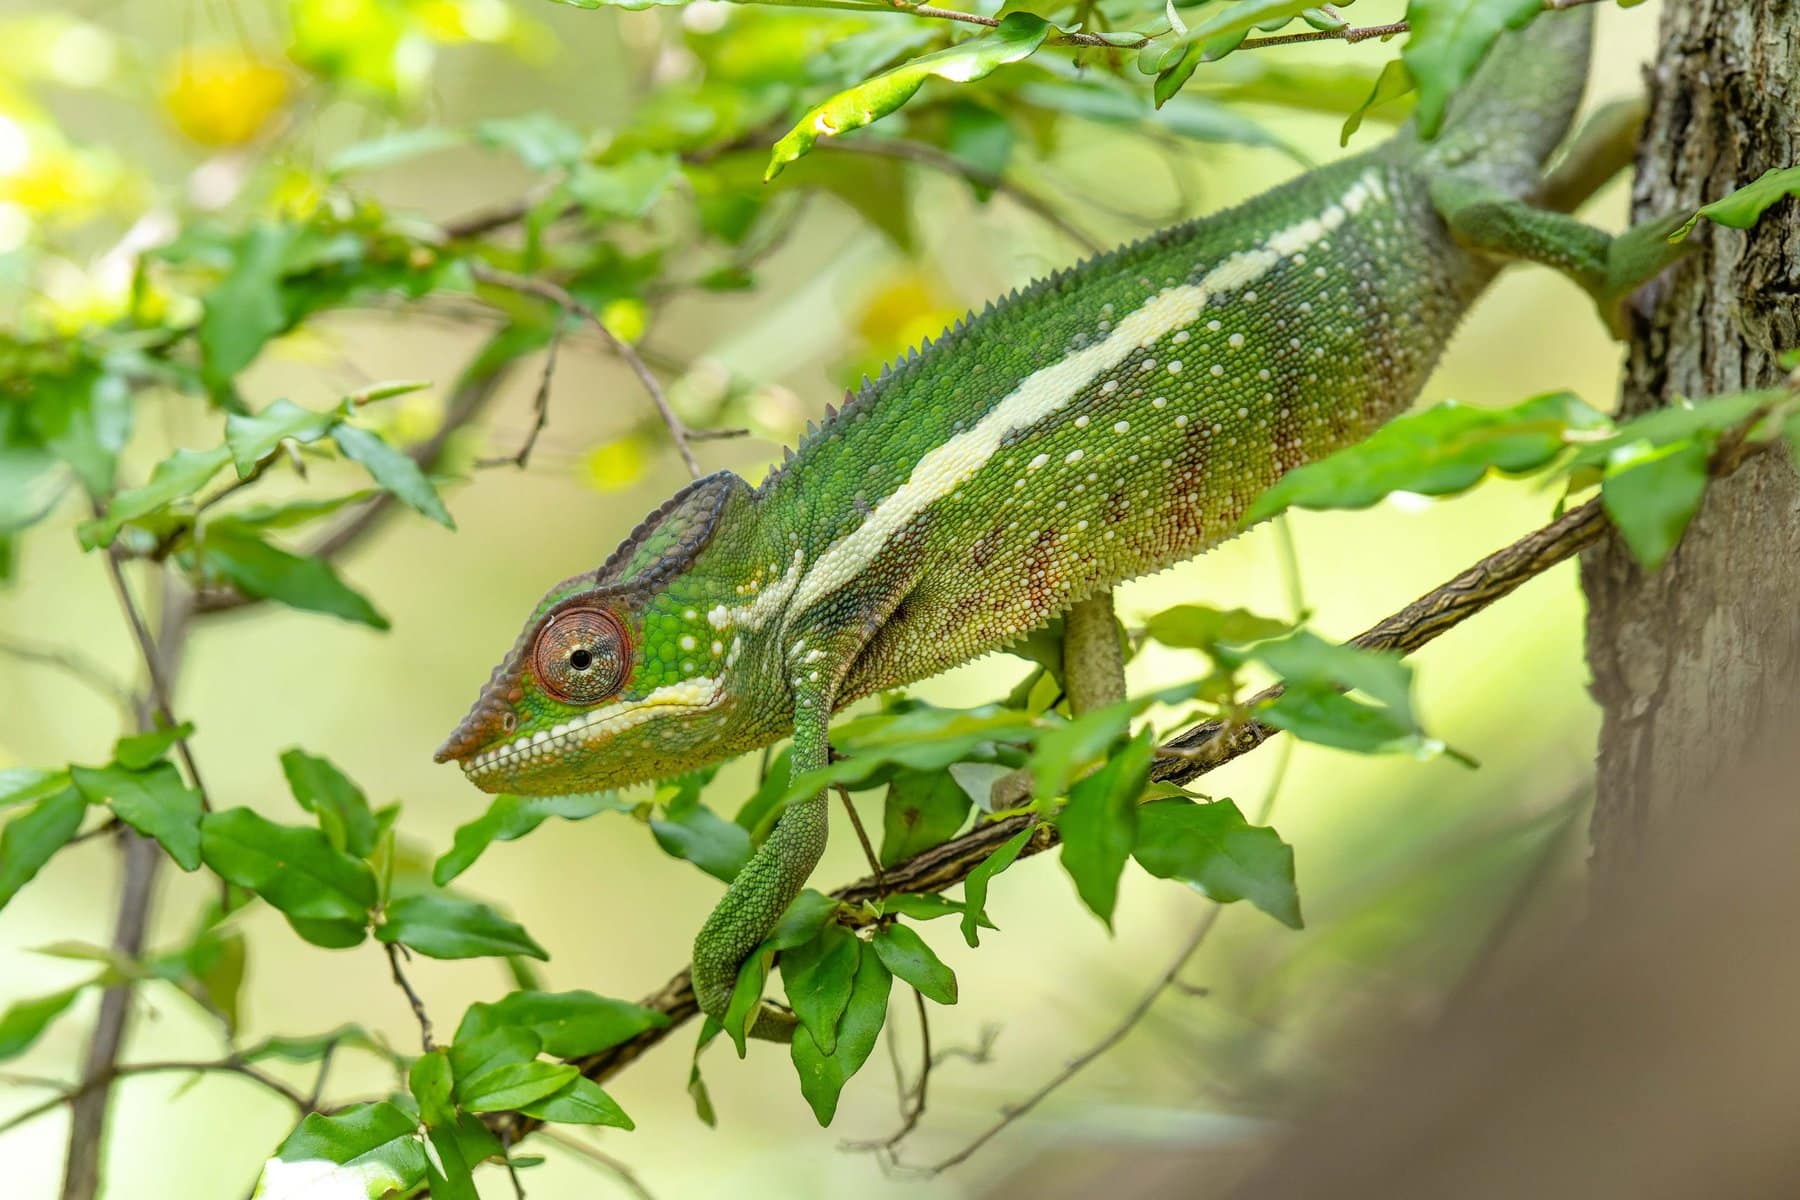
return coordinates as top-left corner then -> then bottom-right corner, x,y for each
438,8 -> 1624,1038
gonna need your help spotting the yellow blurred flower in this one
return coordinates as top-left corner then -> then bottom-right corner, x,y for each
599,298 -> 647,345
583,435 -> 649,492
163,46 -> 290,147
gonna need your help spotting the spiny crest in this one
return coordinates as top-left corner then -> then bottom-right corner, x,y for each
594,470 -> 746,590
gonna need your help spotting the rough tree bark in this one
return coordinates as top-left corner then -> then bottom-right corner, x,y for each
1581,0 -> 1800,878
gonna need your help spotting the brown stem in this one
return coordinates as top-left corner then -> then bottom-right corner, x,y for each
384,941 -> 436,1053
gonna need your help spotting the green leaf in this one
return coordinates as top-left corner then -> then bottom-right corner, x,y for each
241,1025 -> 390,1065
409,1049 -> 457,1126
434,792 -> 628,885
871,923 -> 957,1005
1401,0 -> 1543,139
450,1027 -> 540,1089
518,1075 -> 634,1128
960,826 -> 1033,947
225,399 -> 340,478
882,892 -> 993,927
476,113 -> 586,171
766,14 -> 1051,180
196,524 -> 389,629
1142,605 -> 1290,653
766,889 -> 841,951
280,748 -> 379,858
422,1123 -> 479,1200
201,224 -> 294,396
566,153 -> 681,221
29,369 -> 130,497
1133,798 -> 1301,928
200,807 -> 377,926
1184,0 -> 1319,48
1,768 -> 72,811
258,1102 -> 427,1198
1247,391 -> 1608,521
789,943 -> 891,1126
112,722 -> 195,771
0,983 -> 87,1060
723,946 -> 773,1058
329,127 -> 466,175
650,786 -> 752,882
454,990 -> 668,1058
78,446 -> 232,549
377,894 -> 547,961
878,770 -> 973,868
1225,630 -> 1436,757
71,762 -> 203,871
780,921 -> 860,1054
1672,164 -> 1800,241
0,787 -> 87,913
1057,732 -> 1153,928
1015,81 -> 1294,155
331,423 -> 453,528
1341,57 -> 1416,146
1600,438 -> 1711,571
459,1060 -> 580,1113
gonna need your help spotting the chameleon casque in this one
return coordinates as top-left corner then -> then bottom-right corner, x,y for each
439,10 -> 1608,1036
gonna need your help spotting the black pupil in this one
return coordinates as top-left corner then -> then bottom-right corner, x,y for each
569,648 -> 593,672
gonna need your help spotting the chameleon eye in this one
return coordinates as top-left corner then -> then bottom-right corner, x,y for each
533,608 -> 627,704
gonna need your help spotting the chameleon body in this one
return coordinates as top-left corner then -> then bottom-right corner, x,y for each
439,11 -> 1597,1033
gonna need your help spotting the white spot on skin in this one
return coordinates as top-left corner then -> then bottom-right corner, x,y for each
1065,449 -> 1084,465
1029,454 -> 1050,469
679,635 -> 696,651
1074,415 -> 1090,428
783,176 -> 1385,617
1114,421 -> 1129,433
1229,333 -> 1245,348
1167,361 -> 1183,374
1209,365 -> 1224,377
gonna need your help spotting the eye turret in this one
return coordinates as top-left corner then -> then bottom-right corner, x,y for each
532,608 -> 628,703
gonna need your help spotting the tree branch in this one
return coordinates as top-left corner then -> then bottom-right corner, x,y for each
7,1056 -> 308,1141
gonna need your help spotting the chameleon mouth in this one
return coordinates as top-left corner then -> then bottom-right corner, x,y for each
459,677 -> 724,781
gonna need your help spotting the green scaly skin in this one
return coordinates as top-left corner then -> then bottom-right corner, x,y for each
439,10 -> 1603,1037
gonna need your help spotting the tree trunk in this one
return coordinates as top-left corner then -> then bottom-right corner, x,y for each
1581,0 -> 1800,879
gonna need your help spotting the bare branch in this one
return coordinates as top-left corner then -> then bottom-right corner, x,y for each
0,636 -> 133,709
9,1056 -> 308,1140
384,942 -> 436,1053
477,315 -> 565,471
539,1129 -> 658,1200
470,264 -> 707,478
913,902 -> 1224,1174
824,139 -> 1102,255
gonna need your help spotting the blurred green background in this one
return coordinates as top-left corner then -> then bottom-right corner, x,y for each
0,0 -> 1655,1194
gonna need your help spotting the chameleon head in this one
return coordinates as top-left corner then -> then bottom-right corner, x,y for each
435,472 -> 754,794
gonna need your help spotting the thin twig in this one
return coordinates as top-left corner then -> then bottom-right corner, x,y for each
0,637 -> 133,709
500,1132 -> 528,1200
100,552 -> 210,809
836,785 -> 885,891
3,1057 -> 308,1138
826,139 -> 1102,255
477,316 -> 565,470
539,1129 -> 657,1200
847,989 -> 933,1162
470,264 -> 707,478
383,942 -> 435,1053
914,902 -> 1225,1174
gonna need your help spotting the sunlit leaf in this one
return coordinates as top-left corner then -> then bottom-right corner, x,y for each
77,446 -> 232,549
225,399 -> 339,478
1672,165 -> 1800,242
195,524 -> 389,629
332,424 -> 454,528
518,1075 -> 634,1128
766,15 -> 1051,180
255,1102 -> 427,1200
200,808 -> 376,926
280,748 -> 379,858
0,983 -> 88,1061
458,1060 -> 579,1113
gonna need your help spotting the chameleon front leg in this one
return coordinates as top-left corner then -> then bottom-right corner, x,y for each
1429,175 -> 1691,337
691,679 -> 835,1041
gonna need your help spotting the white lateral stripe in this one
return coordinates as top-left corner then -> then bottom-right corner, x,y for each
785,169 -> 1386,619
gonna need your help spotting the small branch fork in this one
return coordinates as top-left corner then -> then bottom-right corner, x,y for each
469,264 -> 745,480
489,419 -> 1785,1149
384,942 -> 437,1053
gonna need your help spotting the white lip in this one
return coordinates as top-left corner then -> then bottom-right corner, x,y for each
462,677 -> 724,779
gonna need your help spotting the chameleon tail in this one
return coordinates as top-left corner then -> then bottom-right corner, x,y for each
1412,4 -> 1596,195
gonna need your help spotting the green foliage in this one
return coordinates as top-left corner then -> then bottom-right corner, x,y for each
0,787 -> 87,914
0,984 -> 88,1060
455,989 -> 670,1057
1134,798 -> 1302,927
435,792 -> 631,884
1672,165 -> 1800,241
790,942 -> 891,1125
871,922 -> 958,1004
71,762 -> 204,871
377,894 -> 548,961
1057,731 -> 1154,927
